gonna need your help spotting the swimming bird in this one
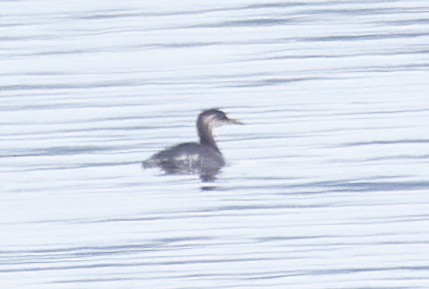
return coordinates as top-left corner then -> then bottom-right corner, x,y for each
143,109 -> 242,177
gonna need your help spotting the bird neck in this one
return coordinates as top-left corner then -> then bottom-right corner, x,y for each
197,123 -> 219,151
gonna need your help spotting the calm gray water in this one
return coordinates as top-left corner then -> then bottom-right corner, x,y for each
1,1 -> 429,288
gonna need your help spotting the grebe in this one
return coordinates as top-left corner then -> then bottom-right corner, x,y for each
143,109 -> 242,176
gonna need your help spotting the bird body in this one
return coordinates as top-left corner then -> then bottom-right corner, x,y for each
143,142 -> 225,174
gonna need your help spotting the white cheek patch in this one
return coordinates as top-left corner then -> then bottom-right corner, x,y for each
202,115 -> 217,127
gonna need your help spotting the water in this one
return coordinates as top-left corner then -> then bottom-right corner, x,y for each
1,1 -> 429,288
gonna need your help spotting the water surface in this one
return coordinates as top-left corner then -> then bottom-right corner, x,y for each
1,0 -> 429,288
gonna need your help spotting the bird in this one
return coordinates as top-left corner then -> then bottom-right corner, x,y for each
143,109 -> 242,178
